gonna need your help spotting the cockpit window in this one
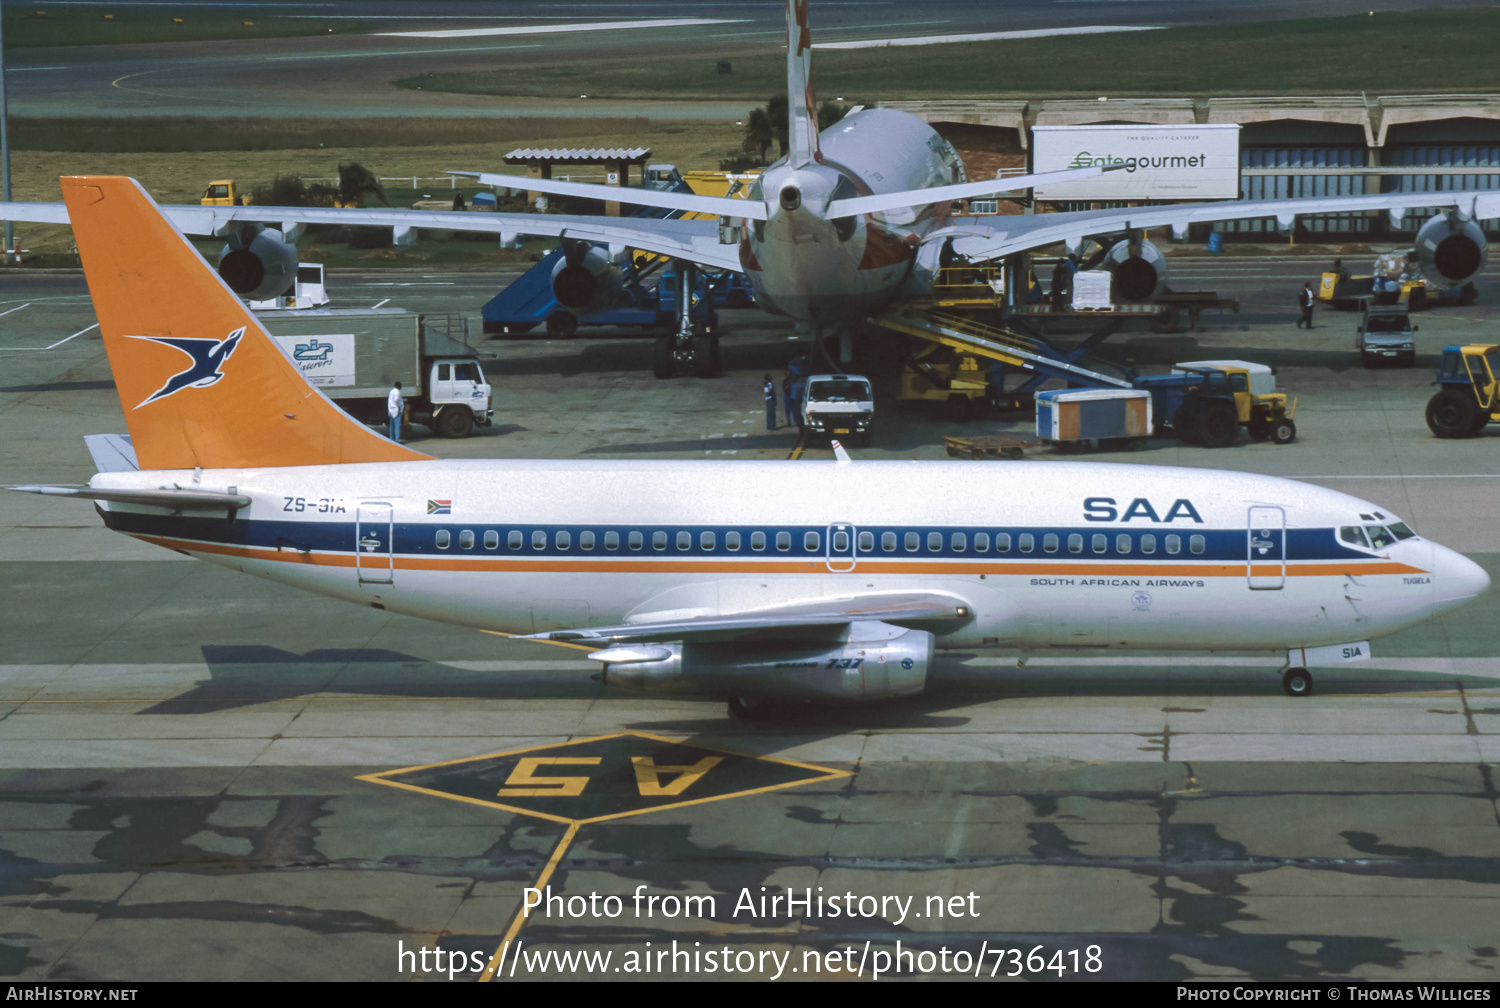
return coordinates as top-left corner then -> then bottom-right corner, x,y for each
1342,521 -> 1417,551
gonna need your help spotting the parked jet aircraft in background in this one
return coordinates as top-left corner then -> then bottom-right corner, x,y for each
3,0 -> 1498,377
5,176 -> 1489,716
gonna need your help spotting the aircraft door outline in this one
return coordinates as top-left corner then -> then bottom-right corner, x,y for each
356,502 -> 395,584
1247,505 -> 1285,590
826,522 -> 857,572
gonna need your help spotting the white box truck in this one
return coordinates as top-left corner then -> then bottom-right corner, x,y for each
259,309 -> 493,438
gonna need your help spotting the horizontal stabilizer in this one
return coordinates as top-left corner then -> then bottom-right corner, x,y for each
450,170 -> 770,221
826,165 -> 1112,219
6,484 -> 251,513
524,591 -> 970,644
84,433 -> 138,473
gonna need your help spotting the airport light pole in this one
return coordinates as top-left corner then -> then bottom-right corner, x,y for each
0,0 -> 13,261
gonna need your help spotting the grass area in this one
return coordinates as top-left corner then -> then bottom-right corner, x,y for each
396,8 -> 1500,99
2,6 -> 367,48
4,117 -> 668,154
4,119 -> 744,256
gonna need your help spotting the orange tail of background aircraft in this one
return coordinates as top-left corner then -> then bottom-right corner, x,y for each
61,175 -> 432,471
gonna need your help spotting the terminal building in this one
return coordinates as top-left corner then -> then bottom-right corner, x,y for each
884,94 -> 1500,239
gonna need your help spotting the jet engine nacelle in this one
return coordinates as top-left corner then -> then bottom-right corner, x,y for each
592,626 -> 935,702
551,242 -> 621,317
1415,212 -> 1487,288
217,226 -> 298,301
1102,238 -> 1168,303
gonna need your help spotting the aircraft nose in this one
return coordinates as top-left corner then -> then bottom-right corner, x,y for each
1430,542 -> 1490,616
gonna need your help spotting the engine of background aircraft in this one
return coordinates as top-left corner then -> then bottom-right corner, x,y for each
592,625 -> 934,702
1102,238 -> 1169,303
1414,212 -> 1487,287
216,225 -> 297,301
551,242 -> 621,317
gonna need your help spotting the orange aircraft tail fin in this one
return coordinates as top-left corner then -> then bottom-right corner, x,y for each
62,175 -> 433,470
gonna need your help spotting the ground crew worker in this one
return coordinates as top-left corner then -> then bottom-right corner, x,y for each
764,374 -> 777,430
388,381 -> 404,442
1297,283 -> 1314,329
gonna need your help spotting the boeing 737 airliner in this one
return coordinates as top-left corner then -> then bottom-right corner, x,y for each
5,176 -> 1489,717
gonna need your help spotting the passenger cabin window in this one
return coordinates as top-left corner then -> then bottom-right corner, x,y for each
483,530 -> 498,549
1165,534 -> 1181,555
804,531 -> 820,551
776,531 -> 791,551
604,531 -> 620,551
677,531 -> 691,550
532,530 -> 547,549
882,532 -> 897,552
905,532 -> 920,552
1043,533 -> 1059,553
1019,533 -> 1034,553
580,531 -> 595,550
726,531 -> 741,551
1068,533 -> 1083,554
831,529 -> 848,551
556,531 -> 571,550
1190,534 -> 1206,555
700,531 -> 715,551
1116,533 -> 1131,554
652,531 -> 667,550
952,532 -> 967,552
751,531 -> 766,551
1140,534 -> 1156,555
928,532 -> 943,552
436,530 -> 451,549
858,531 -> 874,552
508,530 -> 522,550
1093,534 -> 1108,554
975,532 -> 991,552
628,531 -> 643,550
460,530 -> 475,549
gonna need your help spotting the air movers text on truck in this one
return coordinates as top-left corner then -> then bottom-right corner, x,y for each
259,310 -> 493,438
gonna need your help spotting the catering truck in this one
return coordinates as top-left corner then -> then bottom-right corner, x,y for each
258,309 -> 493,438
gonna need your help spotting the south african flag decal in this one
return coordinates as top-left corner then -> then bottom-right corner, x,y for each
427,500 -> 452,515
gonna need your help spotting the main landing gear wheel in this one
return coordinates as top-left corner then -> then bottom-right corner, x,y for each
726,696 -> 772,720
652,334 -> 677,379
1282,667 -> 1313,697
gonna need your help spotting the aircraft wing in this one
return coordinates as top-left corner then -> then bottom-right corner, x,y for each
523,591 -> 972,645
0,201 -> 743,272
942,189 -> 1500,259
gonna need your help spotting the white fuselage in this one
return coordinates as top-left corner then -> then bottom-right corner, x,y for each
740,109 -> 961,324
91,459 -> 1487,655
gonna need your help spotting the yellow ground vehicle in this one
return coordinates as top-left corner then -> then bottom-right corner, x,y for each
1320,250 -> 1477,311
1149,360 -> 1297,446
200,180 -> 251,207
1426,344 -> 1499,438
898,345 -> 993,419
